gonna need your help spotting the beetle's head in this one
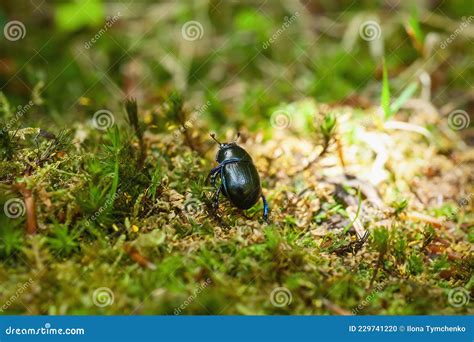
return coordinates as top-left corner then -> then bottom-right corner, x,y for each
211,133 -> 244,162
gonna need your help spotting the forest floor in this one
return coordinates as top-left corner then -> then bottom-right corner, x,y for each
1,97 -> 472,314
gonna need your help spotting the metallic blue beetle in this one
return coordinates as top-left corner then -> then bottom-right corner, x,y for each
208,133 -> 268,221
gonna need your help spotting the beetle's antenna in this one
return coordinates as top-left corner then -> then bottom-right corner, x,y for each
233,132 -> 241,143
210,133 -> 222,145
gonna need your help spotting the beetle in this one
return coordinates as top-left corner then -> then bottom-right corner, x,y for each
207,133 -> 268,221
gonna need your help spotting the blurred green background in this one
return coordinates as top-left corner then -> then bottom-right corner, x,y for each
1,0 -> 472,133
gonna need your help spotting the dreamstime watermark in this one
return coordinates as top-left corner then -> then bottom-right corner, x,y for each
3,198 -> 26,219
173,101 -> 211,138
5,323 -> 85,336
269,287 -> 292,307
181,21 -> 204,41
84,12 -> 122,49
92,109 -> 115,130
359,20 -> 381,41
270,110 -> 291,130
0,278 -> 34,313
2,101 -> 35,133
84,192 -> 120,227
3,20 -> 26,41
440,193 -> 472,223
447,109 -> 470,131
92,287 -> 114,307
352,281 -> 386,314
183,198 -> 205,217
262,12 -> 300,49
440,16 -> 473,49
174,278 -> 212,315
447,287 -> 470,308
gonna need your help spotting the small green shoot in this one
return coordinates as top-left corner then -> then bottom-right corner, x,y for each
392,198 -> 409,216
406,7 -> 424,51
47,224 -> 79,257
321,112 -> 337,142
391,82 -> 418,114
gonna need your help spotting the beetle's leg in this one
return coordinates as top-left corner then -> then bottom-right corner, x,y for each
207,158 -> 239,186
206,165 -> 221,186
210,170 -> 220,188
218,158 -> 241,167
213,185 -> 222,210
208,158 -> 241,196
261,195 -> 269,221
208,158 -> 241,183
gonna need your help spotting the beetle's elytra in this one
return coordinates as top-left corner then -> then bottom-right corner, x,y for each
208,133 -> 268,221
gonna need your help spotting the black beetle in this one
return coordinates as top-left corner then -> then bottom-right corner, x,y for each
208,133 -> 268,221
